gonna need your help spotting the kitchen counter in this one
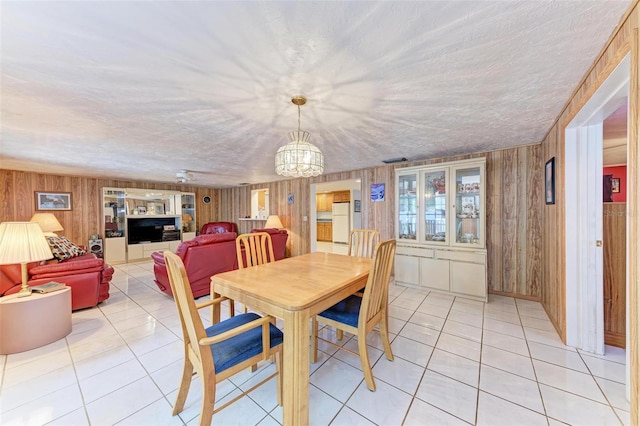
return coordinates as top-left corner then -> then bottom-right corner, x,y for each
317,219 -> 333,223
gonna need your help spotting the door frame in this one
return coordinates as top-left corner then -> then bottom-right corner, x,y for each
564,53 -> 630,386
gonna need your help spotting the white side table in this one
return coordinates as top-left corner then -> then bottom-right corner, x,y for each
0,287 -> 72,354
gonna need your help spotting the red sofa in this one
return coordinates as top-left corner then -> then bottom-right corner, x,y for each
0,254 -> 113,310
152,228 -> 288,298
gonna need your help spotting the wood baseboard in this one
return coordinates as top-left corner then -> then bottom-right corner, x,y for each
604,331 -> 626,348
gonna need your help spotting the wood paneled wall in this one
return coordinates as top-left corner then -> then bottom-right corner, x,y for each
539,2 -> 638,339
219,144 -> 542,299
538,2 -> 638,422
0,169 -> 221,246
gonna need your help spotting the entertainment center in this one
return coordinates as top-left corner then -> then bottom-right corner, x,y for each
102,188 -> 196,264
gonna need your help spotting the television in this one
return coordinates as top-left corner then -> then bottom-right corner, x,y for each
128,217 -> 178,244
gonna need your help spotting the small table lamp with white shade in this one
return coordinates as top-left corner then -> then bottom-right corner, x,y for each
0,222 -> 54,297
30,213 -> 63,236
264,215 -> 284,229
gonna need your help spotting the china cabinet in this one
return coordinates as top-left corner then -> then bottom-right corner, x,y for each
395,158 -> 487,300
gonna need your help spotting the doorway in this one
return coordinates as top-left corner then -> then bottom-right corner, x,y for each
564,53 -> 630,395
602,103 -> 628,349
310,179 -> 362,254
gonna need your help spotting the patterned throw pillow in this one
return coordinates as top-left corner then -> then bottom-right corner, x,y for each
46,235 -> 87,261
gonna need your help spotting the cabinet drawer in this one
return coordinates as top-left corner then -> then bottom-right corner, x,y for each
396,245 -> 434,258
436,250 -> 485,264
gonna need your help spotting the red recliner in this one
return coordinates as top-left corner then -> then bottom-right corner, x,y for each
201,221 -> 237,235
151,232 -> 239,298
0,254 -> 113,310
250,228 -> 288,261
152,229 -> 289,298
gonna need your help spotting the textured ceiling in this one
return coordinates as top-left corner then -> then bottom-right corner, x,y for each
0,1 -> 631,187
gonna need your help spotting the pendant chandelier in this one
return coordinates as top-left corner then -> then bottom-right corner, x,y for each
275,96 -> 324,177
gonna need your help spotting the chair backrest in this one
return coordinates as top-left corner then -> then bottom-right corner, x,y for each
359,240 -> 397,324
348,229 -> 380,258
236,232 -> 275,269
164,251 -> 214,373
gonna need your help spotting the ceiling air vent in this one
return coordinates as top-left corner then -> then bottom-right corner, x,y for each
382,157 -> 408,164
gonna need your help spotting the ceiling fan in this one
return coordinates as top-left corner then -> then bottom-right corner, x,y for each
175,169 -> 196,183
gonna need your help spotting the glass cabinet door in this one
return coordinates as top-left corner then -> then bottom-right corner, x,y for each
423,169 -> 448,244
397,172 -> 417,240
181,193 -> 196,233
453,165 -> 483,246
103,188 -> 126,238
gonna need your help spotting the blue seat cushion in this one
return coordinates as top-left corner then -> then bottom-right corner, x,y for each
206,313 -> 283,374
318,295 -> 362,328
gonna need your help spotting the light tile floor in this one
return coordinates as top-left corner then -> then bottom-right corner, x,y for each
0,260 -> 630,425
316,241 -> 349,255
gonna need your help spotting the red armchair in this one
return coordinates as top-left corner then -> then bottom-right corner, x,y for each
0,254 -> 113,310
201,221 -> 237,235
151,232 -> 238,298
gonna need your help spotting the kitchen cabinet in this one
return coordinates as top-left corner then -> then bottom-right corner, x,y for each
316,193 -> 334,212
317,222 -> 333,242
332,191 -> 350,203
395,158 -> 487,301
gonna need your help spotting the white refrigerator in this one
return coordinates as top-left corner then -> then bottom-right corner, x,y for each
332,202 -> 350,243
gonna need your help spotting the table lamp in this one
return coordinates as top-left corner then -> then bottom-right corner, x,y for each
0,222 -> 54,297
30,213 -> 64,236
264,215 -> 284,229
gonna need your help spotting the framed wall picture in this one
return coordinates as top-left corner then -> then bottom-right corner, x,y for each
371,183 -> 385,202
354,200 -> 361,212
611,178 -> 620,193
545,157 -> 555,205
35,192 -> 72,211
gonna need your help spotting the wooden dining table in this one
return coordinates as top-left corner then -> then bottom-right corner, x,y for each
211,251 -> 371,426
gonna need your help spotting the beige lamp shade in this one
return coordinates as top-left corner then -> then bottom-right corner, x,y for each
30,213 -> 63,235
0,222 -> 53,265
0,222 -> 54,297
182,214 -> 193,223
264,215 -> 283,229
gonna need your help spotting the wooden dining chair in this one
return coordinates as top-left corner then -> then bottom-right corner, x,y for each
236,231 -> 276,315
331,228 -> 380,341
163,251 -> 283,426
348,229 -> 380,259
236,232 -> 275,269
311,239 -> 397,391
